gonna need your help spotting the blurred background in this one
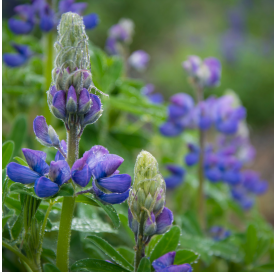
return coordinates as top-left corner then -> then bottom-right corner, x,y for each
3,0 -> 273,225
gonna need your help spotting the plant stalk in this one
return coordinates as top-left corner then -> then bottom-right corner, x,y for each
134,213 -> 145,271
56,124 -> 79,272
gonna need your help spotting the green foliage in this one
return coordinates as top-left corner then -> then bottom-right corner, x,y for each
43,263 -> 61,272
137,257 -> 151,272
2,141 -> 14,169
174,249 -> 199,265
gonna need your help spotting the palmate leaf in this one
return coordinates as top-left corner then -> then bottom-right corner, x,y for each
137,257 -> 151,272
71,258 -> 129,272
150,226 -> 181,263
86,235 -> 134,271
2,141 -> 14,169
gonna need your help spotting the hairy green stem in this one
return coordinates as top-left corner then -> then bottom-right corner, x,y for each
2,241 -> 38,272
44,32 -> 54,122
196,85 -> 205,230
134,213 -> 145,271
56,124 -> 79,272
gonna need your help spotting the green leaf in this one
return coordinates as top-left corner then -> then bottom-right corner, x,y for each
118,214 -> 135,246
75,194 -> 99,207
71,258 -> 129,272
137,257 -> 151,272
252,262 -> 274,272
150,226 -> 181,263
181,211 -> 203,237
9,183 -> 41,199
2,214 -> 13,228
49,218 -> 115,233
5,197 -> 21,214
145,234 -> 163,257
174,249 -> 200,265
86,235 -> 134,271
13,157 -> 28,166
54,183 -> 74,197
86,194 -> 120,229
2,141 -> 14,169
117,247 -> 135,264
11,211 -> 24,240
41,248 -> 56,263
43,263 -> 61,272
9,115 -> 27,155
244,224 -> 258,265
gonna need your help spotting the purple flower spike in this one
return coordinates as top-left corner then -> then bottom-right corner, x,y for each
49,160 -> 71,186
78,88 -> 91,114
170,93 -> 194,111
159,122 -> 183,137
39,5 -> 55,32
8,18 -> 34,34
164,165 -> 185,189
155,207 -> 173,234
33,116 -> 60,148
83,13 -> 99,29
52,90 -> 66,120
182,55 -> 201,76
34,177 -> 60,198
71,158 -> 91,187
81,94 -> 102,127
66,86 -> 77,113
55,140 -> 67,161
202,57 -> 222,87
128,50 -> 150,71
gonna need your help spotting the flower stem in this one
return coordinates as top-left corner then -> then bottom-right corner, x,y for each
195,85 -> 205,230
56,124 -> 79,272
44,32 -> 54,123
134,213 -> 146,271
2,241 -> 38,272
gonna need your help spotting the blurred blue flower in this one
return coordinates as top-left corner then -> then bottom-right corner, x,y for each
210,226 -> 231,241
152,251 -> 192,272
128,50 -> 150,71
141,84 -> 164,104
164,165 -> 186,189
3,43 -> 33,67
7,148 -> 71,198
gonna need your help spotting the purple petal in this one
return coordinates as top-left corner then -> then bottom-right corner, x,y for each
166,165 -> 185,176
7,162 -> 41,184
82,94 -> 102,127
8,18 -> 34,34
50,85 -> 58,97
92,181 -> 130,204
168,105 -> 188,120
55,140 -> 67,161
72,164 -> 91,187
203,57 -> 221,87
83,13 -> 99,29
170,93 -> 194,111
165,175 -> 184,189
40,14 -> 54,32
152,252 -> 176,271
205,167 -> 222,183
222,170 -> 240,185
182,55 -> 201,75
49,160 -> 71,186
105,37 -> 118,55
66,85 -> 77,113
52,90 -> 66,120
141,84 -> 155,95
128,209 -> 138,234
34,177 -> 60,197
78,88 -> 91,114
128,50 -> 150,70
147,93 -> 164,104
161,264 -> 192,272
97,174 -> 131,193
159,122 -> 183,137
3,53 -> 27,67
185,153 -> 199,166
22,148 -> 49,176
156,207 -> 174,234
86,145 -> 109,170
14,4 -> 34,22
91,154 -> 124,180
144,212 -> 156,236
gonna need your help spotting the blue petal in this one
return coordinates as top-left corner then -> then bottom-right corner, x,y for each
128,209 -> 138,235
159,122 -> 183,137
55,140 -> 67,161
49,160 -> 71,186
3,54 -> 27,67
165,175 -> 183,189
40,15 -> 54,32
82,94 -> 102,127
168,105 -> 187,119
71,164 -> 91,187
92,181 -> 130,204
91,154 -> 124,180
205,168 -> 222,183
155,207 -> 173,234
86,145 -> 109,170
222,170 -> 241,185
83,13 -> 99,29
22,148 -> 49,175
152,251 -> 176,272
52,90 -> 66,120
185,153 -> 199,166
33,116 -> 52,146
161,264 -> 192,272
97,174 -> 131,193
7,162 -> 40,184
34,177 -> 60,198
8,18 -> 34,34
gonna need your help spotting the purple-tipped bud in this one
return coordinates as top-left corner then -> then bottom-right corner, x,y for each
144,213 -> 157,236
81,94 -> 102,127
155,207 -> 173,235
78,88 -> 91,114
128,209 -> 138,235
52,90 -> 66,120
66,85 -> 77,113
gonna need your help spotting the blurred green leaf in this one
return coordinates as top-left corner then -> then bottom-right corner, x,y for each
11,211 -> 24,240
43,263 -> 61,272
2,141 -> 14,169
86,235 -> 134,271
116,247 -> 135,264
2,214 -> 13,229
118,214 -> 135,246
137,257 -> 151,272
74,194 -> 100,207
9,115 -> 27,155
4,197 -> 21,215
13,157 -> 28,166
71,258 -> 129,272
251,262 -> 274,272
9,183 -> 41,199
174,249 -> 200,265
150,226 -> 181,263
244,224 -> 258,265
41,248 -> 56,263
181,211 -> 203,237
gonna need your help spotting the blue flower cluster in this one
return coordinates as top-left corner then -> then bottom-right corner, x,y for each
4,0 -> 99,67
6,116 -> 131,204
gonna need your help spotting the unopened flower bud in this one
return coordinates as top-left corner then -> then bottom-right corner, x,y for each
78,88 -> 91,114
144,213 -> 156,236
66,86 -> 77,113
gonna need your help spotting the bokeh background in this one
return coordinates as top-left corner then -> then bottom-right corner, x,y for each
3,0 -> 273,225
